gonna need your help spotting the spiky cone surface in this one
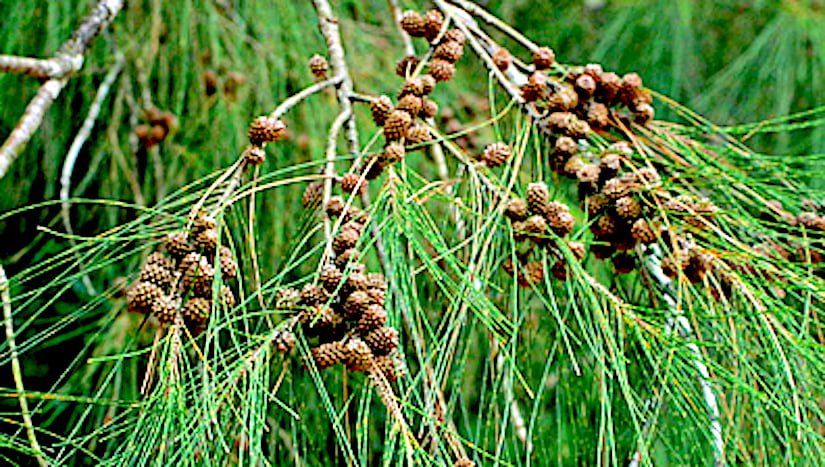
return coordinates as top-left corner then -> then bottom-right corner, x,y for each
586,193 -> 609,216
685,249 -> 713,283
406,124 -> 432,148
396,94 -> 422,117
383,110 -> 413,141
592,213 -> 619,238
319,264 -> 343,292
521,72 -> 547,102
428,59 -> 455,82
419,74 -> 436,95
545,201 -> 569,221
301,305 -> 343,336
399,11 -> 426,37
419,98 -> 438,119
399,78 -> 424,98
395,56 -> 421,79
524,215 -> 548,241
370,95 -> 393,126
378,142 -> 405,167
526,182 -> 549,216
299,283 -> 328,307
574,73 -> 597,98
555,136 -> 578,158
357,304 -> 388,333
242,145 -> 266,165
165,231 -> 193,259
335,248 -> 360,270
492,47 -> 512,71
152,295 -> 180,324
612,252 -> 636,275
634,103 -> 655,125
216,247 -> 238,280
599,153 -> 622,178
546,85 -> 579,111
598,71 -> 622,103
192,214 -> 217,235
183,297 -> 210,325
193,227 -> 218,255
343,271 -> 369,295
138,263 -> 175,290
602,178 -> 635,199
443,28 -> 466,44
180,255 -> 212,292
619,72 -> 644,107
272,329 -> 296,353
562,156 -> 585,178
366,273 -> 387,291
193,264 -> 216,298
546,112 -> 590,138
519,261 -> 545,287
367,287 -> 386,307
586,102 -> 610,129
342,338 -> 373,372
127,281 -> 164,313
434,40 -> 464,63
549,210 -> 575,236
364,326 -> 399,356
332,227 -> 360,255
343,290 -> 371,318
340,173 -> 366,195
615,196 -> 642,219
308,54 -> 328,81
146,251 -> 174,270
325,196 -> 345,218
532,46 -> 556,70
423,9 -> 444,42
247,116 -> 286,146
480,142 -> 511,168
511,221 -> 527,242
310,341 -> 347,370
302,181 -> 323,209
505,198 -> 529,222
631,218 -> 657,244
373,353 -> 403,381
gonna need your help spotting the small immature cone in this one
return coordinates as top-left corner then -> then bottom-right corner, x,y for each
423,9 -> 444,42
434,40 -> 464,63
443,29 -> 466,44
480,142 -> 512,167
532,46 -> 555,70
493,47 -> 512,71
382,142 -> 406,165
400,11 -> 426,37
428,59 -> 455,82
526,182 -> 549,216
340,172 -> 366,195
243,145 -> 266,165
395,55 -> 421,78
302,181 -> 324,209
127,281 -> 164,313
308,54 -> 329,81
248,116 -> 286,146
397,94 -> 423,116
370,95 -> 393,126
333,227 -> 360,254
615,196 -> 642,219
505,198 -> 529,221
383,110 -> 413,141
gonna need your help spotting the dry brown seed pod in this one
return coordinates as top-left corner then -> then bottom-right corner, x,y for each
599,153 -> 622,178
344,290 -> 371,317
551,260 -> 569,281
525,215 -> 548,239
370,95 -> 393,126
547,85 -> 579,111
602,178 -> 635,199
139,263 -> 174,289
367,287 -> 386,307
492,47 -> 512,71
480,142 -> 512,167
243,145 -> 266,165
318,265 -> 343,292
583,63 -> 604,79
419,98 -> 439,119
302,181 -> 324,209
577,164 -> 601,185
146,251 -> 174,270
366,273 -> 387,291
382,142 -> 406,165
183,297 -> 210,324
631,218 -> 657,244
152,295 -> 180,323
193,214 -> 217,234
400,11 -> 426,37
586,102 -> 610,129
335,248 -> 360,269
220,285 -> 236,308
397,94 -> 423,117
344,338 -> 374,372
555,136 -> 578,157
333,227 -> 360,255
521,72 -> 548,102
532,46 -> 556,70
592,213 -> 618,237
311,341 -> 347,370
165,231 -> 193,259
193,263 -> 216,297
423,9 -> 444,42
273,329 -> 296,353
299,283 -> 328,306
434,40 -> 464,63
563,156 -> 585,178
399,78 -> 424,98
406,124 -> 433,147
248,116 -> 286,146
374,352 -> 404,381
308,54 -> 329,81
598,71 -> 622,102
326,196 -> 345,218
591,242 -> 615,260
275,288 -> 300,309
505,198 -> 529,221
526,182 -> 549,215
615,196 -> 642,219
519,261 -> 545,287
340,173 -> 366,195
127,281 -> 164,313
364,326 -> 399,356
218,246 -> 238,279
634,103 -> 655,125
443,29 -> 466,44
193,228 -> 218,254
396,55 -> 421,79
344,271 -> 370,294
428,59 -> 455,82
619,72 -> 644,107
180,255 -> 213,292
549,211 -> 575,236
383,110 -> 413,141
419,74 -> 436,95
586,193 -> 610,216
575,74 -> 597,97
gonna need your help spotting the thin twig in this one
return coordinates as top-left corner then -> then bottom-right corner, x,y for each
444,0 -> 539,53
0,54 -> 80,79
0,0 -> 124,180
60,53 -> 125,295
322,110 -> 352,258
386,0 -> 416,56
1,266 -> 49,467
269,75 -> 344,120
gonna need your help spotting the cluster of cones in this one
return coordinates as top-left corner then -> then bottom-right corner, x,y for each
126,214 -> 238,333
503,182 -> 584,285
274,196 -> 404,381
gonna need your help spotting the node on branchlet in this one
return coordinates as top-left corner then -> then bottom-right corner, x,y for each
308,54 -> 329,81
